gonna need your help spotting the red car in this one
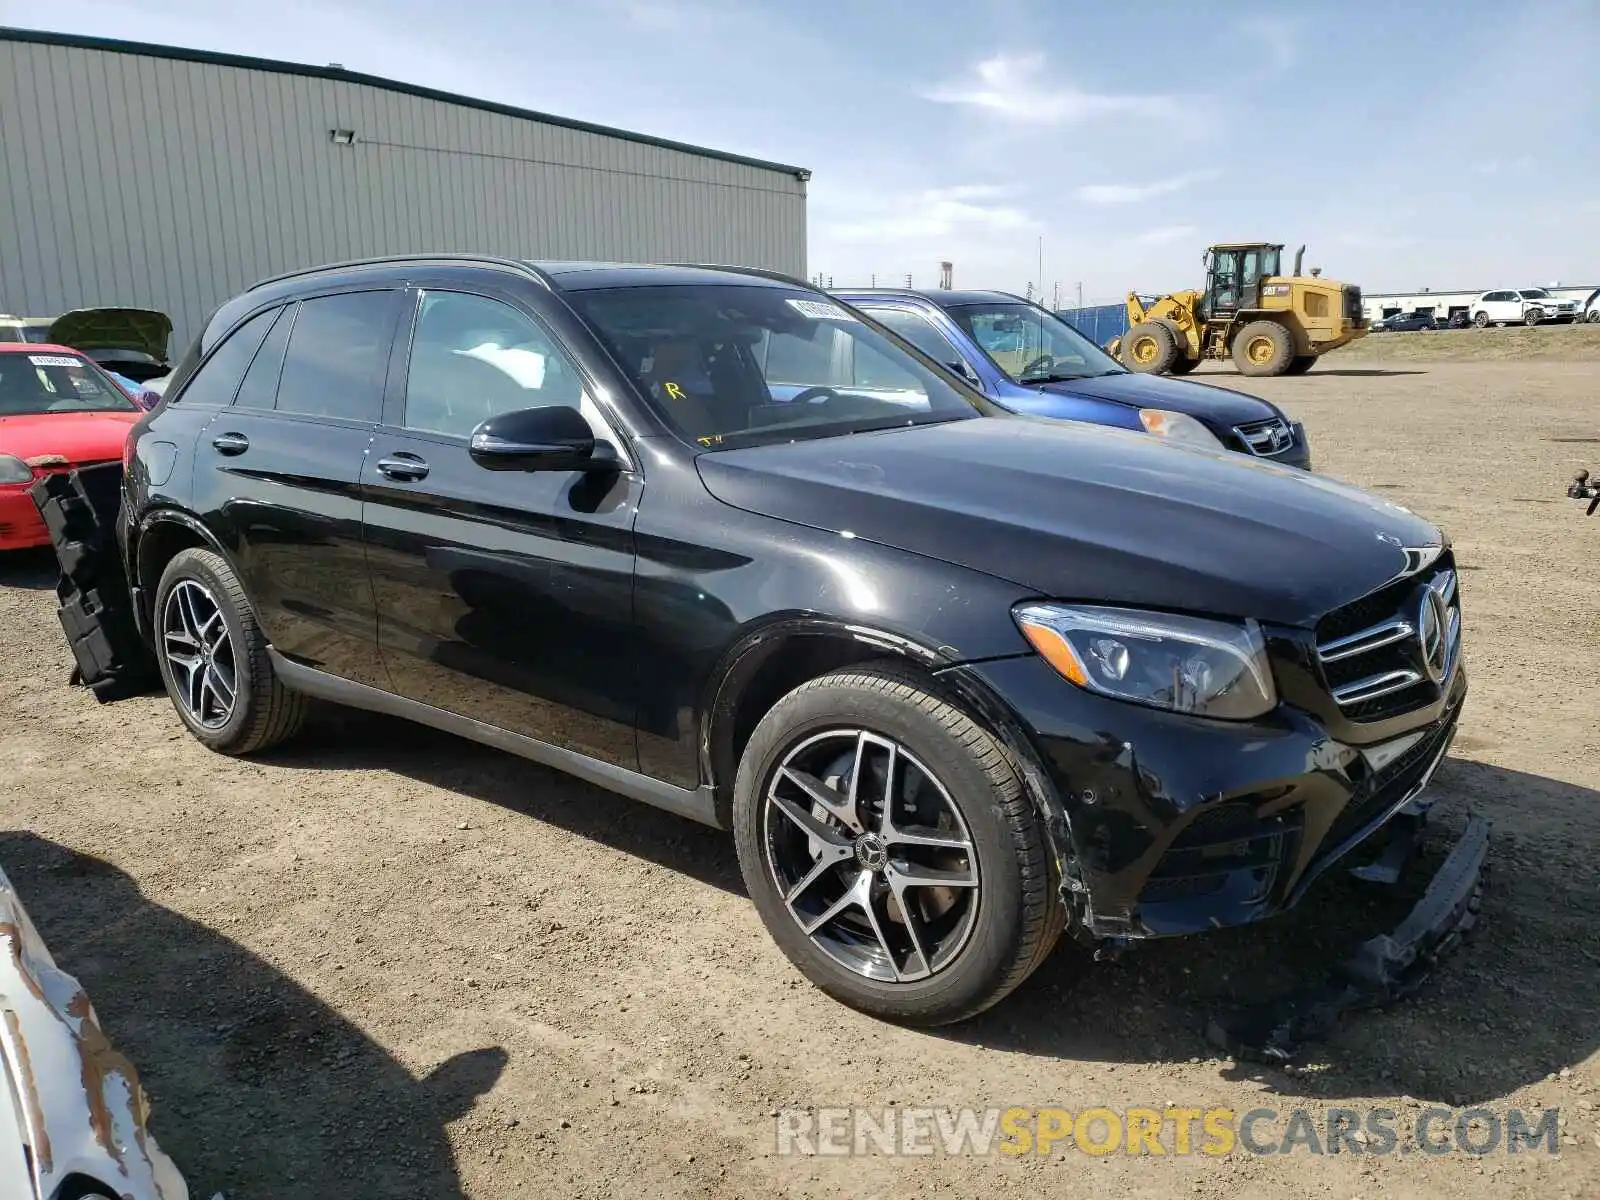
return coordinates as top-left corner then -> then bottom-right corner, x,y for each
0,343 -> 142,551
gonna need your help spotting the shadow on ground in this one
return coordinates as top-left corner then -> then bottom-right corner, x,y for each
255,705 -> 1600,1105
1303,368 -> 1429,377
0,546 -> 60,590
948,758 -> 1599,1104
0,830 -> 505,1199
259,706 -> 744,895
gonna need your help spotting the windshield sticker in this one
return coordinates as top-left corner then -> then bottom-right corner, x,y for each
28,355 -> 82,368
786,299 -> 860,322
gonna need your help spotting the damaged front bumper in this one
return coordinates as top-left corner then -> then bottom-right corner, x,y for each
0,865 -> 189,1200
946,648 -> 1468,941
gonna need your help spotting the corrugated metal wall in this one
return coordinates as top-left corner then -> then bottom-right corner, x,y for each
0,37 -> 808,350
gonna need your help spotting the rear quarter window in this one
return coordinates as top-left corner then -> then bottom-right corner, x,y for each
171,309 -> 277,407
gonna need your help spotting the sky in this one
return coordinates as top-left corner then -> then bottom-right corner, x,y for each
6,0 -> 1597,300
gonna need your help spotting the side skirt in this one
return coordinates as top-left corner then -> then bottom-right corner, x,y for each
268,650 -> 724,829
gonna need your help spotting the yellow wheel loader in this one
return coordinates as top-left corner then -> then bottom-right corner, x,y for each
1106,244 -> 1367,377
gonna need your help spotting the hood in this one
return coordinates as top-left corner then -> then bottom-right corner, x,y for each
46,308 -> 172,363
696,417 -> 1441,628
0,411 -> 140,467
1032,371 -> 1277,426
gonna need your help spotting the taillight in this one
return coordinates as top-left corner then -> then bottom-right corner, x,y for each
123,428 -> 136,473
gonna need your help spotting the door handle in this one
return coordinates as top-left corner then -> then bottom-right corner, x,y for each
377,453 -> 430,482
212,432 -> 249,456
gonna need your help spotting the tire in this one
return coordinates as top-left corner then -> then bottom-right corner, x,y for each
1284,355 -> 1316,375
1167,353 -> 1200,375
1122,321 -> 1179,373
1524,308 -> 1543,327
152,548 -> 307,754
732,662 -> 1066,1026
1588,309 -> 1600,324
1473,311 -> 1490,328
1231,320 -> 1295,376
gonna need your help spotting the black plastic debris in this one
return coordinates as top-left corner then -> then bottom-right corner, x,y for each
1207,813 -> 1490,1063
30,463 -> 160,702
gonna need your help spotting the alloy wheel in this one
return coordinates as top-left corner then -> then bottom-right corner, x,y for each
762,729 -> 979,984
161,579 -> 238,729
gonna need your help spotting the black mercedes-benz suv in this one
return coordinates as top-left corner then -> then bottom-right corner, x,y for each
120,257 -> 1466,1025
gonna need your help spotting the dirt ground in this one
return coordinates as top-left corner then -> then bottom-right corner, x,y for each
2,357 -> 1598,1200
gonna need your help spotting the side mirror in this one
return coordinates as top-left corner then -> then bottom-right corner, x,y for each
468,406 -> 614,473
947,359 -> 980,385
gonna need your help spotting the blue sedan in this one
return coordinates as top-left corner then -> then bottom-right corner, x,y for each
833,289 -> 1311,469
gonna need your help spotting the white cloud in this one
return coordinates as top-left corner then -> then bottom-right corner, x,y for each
1133,225 -> 1197,246
819,184 -> 1038,243
1335,233 -> 1419,250
1238,17 -> 1298,73
1076,171 -> 1218,205
923,53 -> 1181,125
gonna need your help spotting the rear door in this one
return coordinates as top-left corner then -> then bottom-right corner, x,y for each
190,288 -> 401,686
360,281 -> 643,770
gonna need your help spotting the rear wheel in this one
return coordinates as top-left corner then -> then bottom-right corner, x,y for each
1284,355 -> 1316,375
1232,320 -> 1295,376
1473,311 -> 1490,328
153,548 -> 308,754
732,663 -> 1066,1025
1122,321 -> 1179,373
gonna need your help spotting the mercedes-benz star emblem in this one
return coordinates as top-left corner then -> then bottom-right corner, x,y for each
853,833 -> 888,873
1416,585 -> 1450,683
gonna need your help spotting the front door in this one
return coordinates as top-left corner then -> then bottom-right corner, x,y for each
360,284 -> 642,770
188,290 -> 399,686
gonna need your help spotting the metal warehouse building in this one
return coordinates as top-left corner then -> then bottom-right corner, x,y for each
0,28 -> 809,349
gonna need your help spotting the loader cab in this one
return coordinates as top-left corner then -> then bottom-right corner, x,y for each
1203,243 -> 1282,319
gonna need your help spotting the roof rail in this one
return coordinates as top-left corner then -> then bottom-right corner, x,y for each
663,263 -> 817,290
248,253 -> 556,293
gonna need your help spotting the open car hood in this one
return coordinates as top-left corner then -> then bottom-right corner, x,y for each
46,308 -> 172,364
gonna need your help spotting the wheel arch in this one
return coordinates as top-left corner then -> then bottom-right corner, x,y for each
701,618 -> 954,828
131,509 -> 238,634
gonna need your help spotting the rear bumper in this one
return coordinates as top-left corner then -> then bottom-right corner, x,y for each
944,652 -> 1467,940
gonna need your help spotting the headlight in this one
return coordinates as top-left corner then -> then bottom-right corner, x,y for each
1138,409 -> 1224,449
0,454 -> 34,485
1013,603 -> 1278,720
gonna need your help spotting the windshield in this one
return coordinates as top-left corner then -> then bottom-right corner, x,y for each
566,285 -> 984,450
944,302 -> 1125,384
0,352 -> 140,416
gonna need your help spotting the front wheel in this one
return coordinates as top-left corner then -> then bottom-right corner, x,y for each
732,664 -> 1066,1025
153,548 -> 308,754
1524,308 -> 1544,327
1232,320 -> 1295,376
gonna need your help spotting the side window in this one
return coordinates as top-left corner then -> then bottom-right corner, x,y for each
864,307 -> 965,367
275,291 -> 395,423
174,309 -> 276,407
403,290 -> 593,438
233,305 -> 295,409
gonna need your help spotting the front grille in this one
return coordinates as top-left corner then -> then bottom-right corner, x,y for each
1344,286 -> 1364,322
1233,417 -> 1294,457
1314,553 -> 1461,721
